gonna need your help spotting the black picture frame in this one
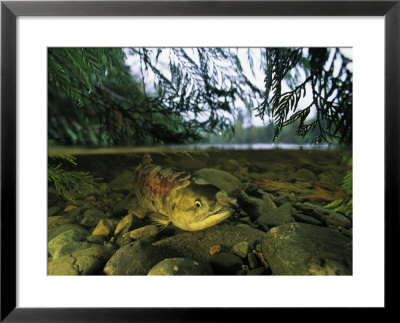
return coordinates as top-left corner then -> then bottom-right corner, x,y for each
1,0 -> 398,321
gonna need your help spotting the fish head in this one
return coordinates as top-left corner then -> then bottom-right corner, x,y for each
169,179 -> 237,231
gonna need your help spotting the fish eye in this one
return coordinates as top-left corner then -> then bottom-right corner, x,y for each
194,199 -> 203,208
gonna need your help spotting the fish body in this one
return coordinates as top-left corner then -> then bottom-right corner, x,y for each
129,154 -> 236,231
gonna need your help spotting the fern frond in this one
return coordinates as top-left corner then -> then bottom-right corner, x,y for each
48,165 -> 108,202
49,154 -> 77,166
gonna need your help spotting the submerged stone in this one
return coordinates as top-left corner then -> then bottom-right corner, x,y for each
48,206 -> 61,217
78,208 -> 106,227
295,202 -> 352,228
48,227 -> 90,257
232,241 -> 250,259
92,219 -> 115,236
48,224 -> 89,242
128,224 -> 159,240
290,168 -> 317,182
114,214 -> 134,236
48,215 -> 76,230
256,202 -> 295,227
153,223 -> 268,264
52,241 -> 93,259
193,168 -> 242,195
262,222 -> 352,275
148,258 -> 214,275
292,213 -> 324,226
104,240 -> 173,275
209,252 -> 244,275
237,184 -> 277,220
108,170 -> 135,191
48,245 -> 115,275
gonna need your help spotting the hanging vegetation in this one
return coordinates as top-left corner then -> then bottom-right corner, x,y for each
256,48 -> 352,144
48,47 -> 352,146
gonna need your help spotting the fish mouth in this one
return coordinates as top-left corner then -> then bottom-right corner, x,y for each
207,206 -> 232,217
187,207 -> 233,231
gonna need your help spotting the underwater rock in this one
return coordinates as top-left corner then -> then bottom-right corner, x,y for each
48,223 -> 90,242
115,233 -> 133,247
255,202 -> 295,228
92,219 -> 115,236
65,206 -> 82,218
249,161 -> 288,173
47,256 -> 77,275
295,202 -> 352,228
247,252 -> 258,269
147,258 -> 214,275
108,170 -> 135,192
153,223 -> 268,264
78,208 -> 107,228
223,159 -> 248,179
290,168 -> 317,183
48,215 -> 77,230
109,192 -> 126,201
231,241 -> 250,259
224,159 -> 242,172
247,267 -> 269,275
48,245 -> 115,275
209,252 -> 244,275
237,184 -> 277,220
292,213 -> 324,226
104,240 -> 173,275
64,205 -> 77,212
325,211 -> 352,229
114,214 -> 138,236
209,245 -> 222,256
318,170 -> 344,186
193,168 -> 242,195
48,188 -> 62,206
126,224 -> 159,240
52,241 -> 93,259
237,216 -> 258,229
262,222 -> 352,275
253,171 -> 279,181
48,226 -> 90,257
48,206 -> 61,217
273,191 -> 297,206
112,195 -> 131,218
297,159 -> 322,175
86,235 -> 108,245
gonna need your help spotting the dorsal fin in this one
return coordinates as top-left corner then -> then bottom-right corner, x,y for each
142,153 -> 152,166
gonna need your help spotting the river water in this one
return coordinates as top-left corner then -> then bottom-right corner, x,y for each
47,144 -> 353,275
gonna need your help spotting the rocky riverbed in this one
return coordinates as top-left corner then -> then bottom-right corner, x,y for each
47,149 -> 352,275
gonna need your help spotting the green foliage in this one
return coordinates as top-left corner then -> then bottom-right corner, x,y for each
49,48 -> 258,146
48,155 -> 108,202
49,154 -> 77,165
203,109 -> 320,144
325,153 -> 352,217
48,47 -> 352,147
256,48 -> 352,144
341,167 -> 352,195
158,151 -> 210,161
49,48 -> 147,146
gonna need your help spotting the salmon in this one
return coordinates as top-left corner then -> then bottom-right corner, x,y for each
127,154 -> 237,231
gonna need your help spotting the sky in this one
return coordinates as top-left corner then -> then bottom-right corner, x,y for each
124,47 -> 353,129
